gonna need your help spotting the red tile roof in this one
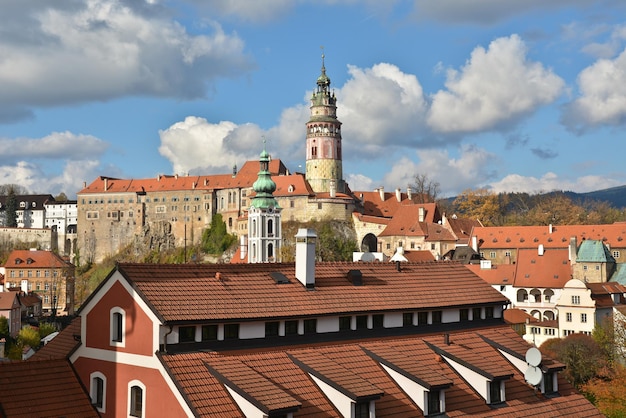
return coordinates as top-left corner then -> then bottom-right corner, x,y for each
0,291 -> 19,310
4,250 -> 70,269
106,262 -> 509,322
472,224 -> 626,250
0,359 -> 98,417
467,263 -> 516,286
356,191 -> 439,220
513,248 -> 572,288
503,308 -> 539,325
379,205 -> 438,237
159,326 -> 600,417
403,251 -> 436,262
30,317 -> 81,361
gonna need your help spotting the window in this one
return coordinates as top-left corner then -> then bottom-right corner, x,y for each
201,325 -> 218,341
265,321 -> 279,337
372,314 -> 384,329
473,307 -> 482,320
285,320 -> 298,335
129,382 -> 145,417
427,390 -> 441,415
304,319 -> 317,334
178,326 -> 196,343
403,312 -> 413,327
432,311 -> 442,324
583,265 -> 588,271
581,313 -> 587,323
485,307 -> 494,319
110,308 -> 125,346
489,381 -> 502,404
543,372 -> 555,394
354,401 -> 369,418
460,309 -> 469,321
566,312 -> 572,322
490,251 -> 496,258
317,203 -> 322,210
224,323 -> 239,339
504,251 -> 511,257
544,328 -> 555,336
339,316 -> 351,331
90,372 -> 106,412
356,315 -> 368,330
613,250 -> 620,258
417,311 -> 428,325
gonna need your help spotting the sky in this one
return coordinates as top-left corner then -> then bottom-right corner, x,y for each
2,0 -> 626,199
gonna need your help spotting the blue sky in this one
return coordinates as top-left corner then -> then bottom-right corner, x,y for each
2,0 -> 626,199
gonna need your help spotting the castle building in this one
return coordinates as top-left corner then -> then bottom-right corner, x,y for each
248,143 -> 282,263
305,53 -> 345,195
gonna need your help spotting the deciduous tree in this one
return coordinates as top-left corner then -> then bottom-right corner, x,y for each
453,188 -> 502,226
409,174 -> 440,204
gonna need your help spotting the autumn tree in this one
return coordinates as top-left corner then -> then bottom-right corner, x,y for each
522,193 -> 585,225
453,188 -> 502,226
409,173 -> 440,204
17,326 -> 41,349
542,334 -> 606,387
581,364 -> 626,418
54,192 -> 68,202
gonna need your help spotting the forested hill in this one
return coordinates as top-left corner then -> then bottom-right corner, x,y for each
565,185 -> 626,209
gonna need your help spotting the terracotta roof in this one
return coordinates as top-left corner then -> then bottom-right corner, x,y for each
0,292 -> 19,310
78,159 -> 288,194
273,173 -> 314,197
0,359 -> 98,417
513,248 -> 572,288
471,224 -> 626,250
355,191 -> 439,220
160,326 -> 600,417
379,205 -> 439,237
352,212 -> 390,226
503,308 -> 539,324
445,216 -> 482,244
30,317 -> 81,361
402,251 -> 436,262
467,264 -> 517,286
101,262 -> 509,323
4,250 -> 71,269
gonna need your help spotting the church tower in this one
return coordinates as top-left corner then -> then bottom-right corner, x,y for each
248,141 -> 282,263
305,53 -> 345,194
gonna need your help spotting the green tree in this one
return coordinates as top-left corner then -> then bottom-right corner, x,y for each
5,186 -> 17,227
316,221 -> 358,261
54,192 -> 68,202
201,214 -> 237,255
0,316 -> 8,337
38,322 -> 57,339
543,334 -> 606,387
18,326 -> 41,349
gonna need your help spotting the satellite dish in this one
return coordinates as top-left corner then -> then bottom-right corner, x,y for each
525,365 -> 543,386
525,347 -> 542,367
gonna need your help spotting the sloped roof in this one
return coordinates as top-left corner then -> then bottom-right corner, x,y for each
355,191 -> 439,220
513,248 -> 572,288
503,308 -> 539,325
0,194 -> 54,211
402,251 -> 436,262
587,282 -> 626,307
0,359 -> 98,417
445,216 -> 482,244
78,159 -> 288,194
471,224 -> 626,250
159,326 -> 600,417
92,261 -> 509,323
576,239 -> 616,263
467,264 -> 516,286
0,292 -> 19,310
4,250 -> 71,269
30,317 -> 81,361
609,263 -> 626,285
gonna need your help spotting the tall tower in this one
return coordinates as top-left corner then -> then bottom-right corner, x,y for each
305,53 -> 345,194
248,141 -> 282,263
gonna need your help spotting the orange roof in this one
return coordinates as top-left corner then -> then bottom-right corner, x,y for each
30,317 -> 81,361
355,191 -> 439,220
466,264 -> 516,285
4,250 -> 70,269
272,173 -> 314,197
78,159 -> 288,194
403,251 -> 436,262
513,248 -> 572,288
472,224 -> 626,250
159,326 -> 600,417
96,261 -> 509,323
503,308 -> 539,324
379,205 -> 433,237
0,358 -> 98,417
445,216 -> 482,244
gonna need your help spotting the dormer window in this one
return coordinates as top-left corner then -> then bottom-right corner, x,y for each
354,401 -> 371,418
488,380 -> 504,404
542,371 -> 557,394
15,258 -> 22,264
426,389 -> 444,415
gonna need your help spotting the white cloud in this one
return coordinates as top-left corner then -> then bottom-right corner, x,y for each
339,63 -> 428,155
0,0 -> 253,119
488,172 -> 622,194
428,35 -> 565,134
562,47 -> 626,131
0,131 -> 108,162
380,146 -> 496,196
345,173 -> 375,192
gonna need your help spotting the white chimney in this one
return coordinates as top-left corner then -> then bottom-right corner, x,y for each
104,178 -> 108,191
471,236 -> 478,252
549,224 -> 553,234
295,229 -> 316,289
538,244 -> 544,256
418,207 -> 425,222
395,188 -> 401,202
240,235 -> 248,260
407,187 -> 412,201
329,179 -> 337,198
569,236 -> 577,262
378,187 -> 385,201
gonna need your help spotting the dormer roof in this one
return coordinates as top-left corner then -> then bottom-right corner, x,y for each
4,250 -> 70,269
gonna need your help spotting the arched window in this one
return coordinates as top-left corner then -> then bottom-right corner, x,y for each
110,307 -> 125,347
516,289 -> 528,302
128,380 -> 145,418
90,372 -> 106,412
530,288 -> 542,302
268,219 -> 273,236
268,243 -> 274,259
251,219 -> 256,237
543,289 -> 554,303
543,310 -> 555,321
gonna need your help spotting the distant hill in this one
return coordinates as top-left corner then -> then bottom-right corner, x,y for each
564,185 -> 626,208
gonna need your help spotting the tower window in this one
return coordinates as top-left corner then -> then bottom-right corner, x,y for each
312,146 -> 317,157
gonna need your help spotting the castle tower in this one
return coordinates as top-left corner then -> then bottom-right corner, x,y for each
248,141 -> 282,263
305,53 -> 345,194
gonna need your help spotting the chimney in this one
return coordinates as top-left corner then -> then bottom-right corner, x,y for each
549,224 -> 553,234
443,333 -> 450,345
378,187 -> 385,201
569,236 -> 577,262
407,187 -> 412,201
157,174 -> 161,181
192,182 -> 196,189
83,181 -> 87,189
418,207 -> 425,222
295,229 -> 317,289
471,236 -> 478,252
240,235 -> 248,260
395,188 -> 401,202
103,178 -> 108,191
204,178 -> 208,186
329,179 -> 337,198
538,244 -> 544,256
232,164 -> 237,178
